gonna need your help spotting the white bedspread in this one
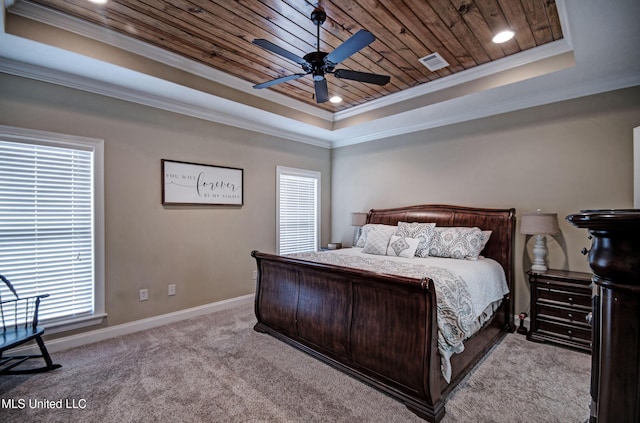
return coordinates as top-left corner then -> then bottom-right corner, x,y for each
337,248 -> 509,320
287,247 -> 509,382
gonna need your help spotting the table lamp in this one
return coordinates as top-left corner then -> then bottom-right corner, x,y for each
520,210 -> 560,272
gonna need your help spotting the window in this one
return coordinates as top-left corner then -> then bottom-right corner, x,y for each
0,125 -> 104,331
276,166 -> 320,254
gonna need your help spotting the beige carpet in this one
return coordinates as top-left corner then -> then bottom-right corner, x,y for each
0,303 -> 590,422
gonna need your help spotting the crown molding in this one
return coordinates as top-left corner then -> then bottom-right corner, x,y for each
334,39 -> 573,121
0,37 -> 333,148
330,69 -> 640,148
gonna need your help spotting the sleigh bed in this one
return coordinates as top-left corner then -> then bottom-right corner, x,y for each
251,204 -> 515,422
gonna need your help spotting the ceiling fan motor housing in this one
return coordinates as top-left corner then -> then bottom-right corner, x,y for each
303,51 -> 334,80
310,7 -> 327,26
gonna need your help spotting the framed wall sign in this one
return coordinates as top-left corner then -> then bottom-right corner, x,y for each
162,159 -> 243,206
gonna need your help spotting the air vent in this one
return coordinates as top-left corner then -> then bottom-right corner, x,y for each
419,52 -> 450,72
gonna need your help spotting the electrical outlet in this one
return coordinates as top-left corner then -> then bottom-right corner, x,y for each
139,289 -> 149,302
252,270 -> 258,280
168,284 -> 176,296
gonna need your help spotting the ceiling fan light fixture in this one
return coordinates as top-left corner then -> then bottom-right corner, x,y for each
329,96 -> 343,104
492,30 -> 515,44
88,0 -> 108,4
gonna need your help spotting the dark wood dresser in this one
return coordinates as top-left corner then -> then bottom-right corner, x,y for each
566,209 -> 640,423
527,269 -> 592,352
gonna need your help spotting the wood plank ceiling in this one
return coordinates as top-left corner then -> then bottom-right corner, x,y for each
20,0 -> 564,112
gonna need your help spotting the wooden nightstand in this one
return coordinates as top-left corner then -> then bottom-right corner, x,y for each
527,269 -> 592,353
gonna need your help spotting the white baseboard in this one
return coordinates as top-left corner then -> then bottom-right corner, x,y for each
12,299 -> 527,356
13,294 -> 255,355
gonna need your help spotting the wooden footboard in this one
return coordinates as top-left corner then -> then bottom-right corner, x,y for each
252,204 -> 515,422
252,250 -> 447,420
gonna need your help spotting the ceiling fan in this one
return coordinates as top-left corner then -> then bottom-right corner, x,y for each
252,6 -> 391,103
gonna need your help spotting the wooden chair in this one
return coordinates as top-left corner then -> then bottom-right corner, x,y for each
0,274 -> 61,374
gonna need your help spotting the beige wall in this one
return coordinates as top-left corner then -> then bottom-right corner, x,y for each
2,70 -> 639,331
331,87 -> 640,314
0,73 -> 331,328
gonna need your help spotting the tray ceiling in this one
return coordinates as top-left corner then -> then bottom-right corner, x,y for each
2,0 -> 638,148
19,0 -> 564,112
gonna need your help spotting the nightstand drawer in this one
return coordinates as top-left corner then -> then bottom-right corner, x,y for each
527,269 -> 592,353
535,286 -> 591,307
537,303 -> 591,326
537,319 -> 591,342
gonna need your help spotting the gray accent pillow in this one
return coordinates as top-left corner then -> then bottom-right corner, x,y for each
386,235 -> 420,258
396,222 -> 437,257
356,224 -> 396,248
428,227 -> 488,260
362,225 -> 396,255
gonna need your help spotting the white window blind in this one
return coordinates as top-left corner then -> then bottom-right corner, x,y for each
0,136 -> 96,325
277,167 -> 320,255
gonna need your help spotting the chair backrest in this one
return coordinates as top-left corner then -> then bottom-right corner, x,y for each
0,273 -> 48,333
0,273 -> 19,299
0,273 -> 60,373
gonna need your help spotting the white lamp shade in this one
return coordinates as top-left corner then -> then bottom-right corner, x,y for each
351,212 -> 368,226
520,212 -> 560,235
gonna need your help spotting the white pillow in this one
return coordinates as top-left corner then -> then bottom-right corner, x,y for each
396,222 -> 437,257
386,235 -> 420,258
428,227 -> 487,260
356,224 -> 396,248
362,225 -> 396,255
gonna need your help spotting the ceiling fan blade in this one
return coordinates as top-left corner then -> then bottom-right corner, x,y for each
334,69 -> 391,86
324,29 -> 375,66
253,73 -> 306,89
314,78 -> 329,103
252,39 -> 308,66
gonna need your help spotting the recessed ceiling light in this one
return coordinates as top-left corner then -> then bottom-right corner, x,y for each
88,0 -> 108,4
329,96 -> 342,104
492,30 -> 515,44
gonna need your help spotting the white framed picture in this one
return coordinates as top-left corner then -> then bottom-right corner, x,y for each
162,159 -> 243,206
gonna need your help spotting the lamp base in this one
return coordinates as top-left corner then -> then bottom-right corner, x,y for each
531,234 -> 548,273
531,263 -> 548,272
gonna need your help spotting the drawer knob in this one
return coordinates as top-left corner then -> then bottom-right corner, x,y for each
567,313 -> 573,319
568,297 -> 574,303
568,330 -> 573,336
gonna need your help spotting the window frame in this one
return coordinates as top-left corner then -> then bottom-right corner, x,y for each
276,166 -> 321,255
0,125 -> 105,333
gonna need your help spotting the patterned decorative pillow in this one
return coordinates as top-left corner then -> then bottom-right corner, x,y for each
362,225 -> 396,255
356,224 -> 396,247
428,227 -> 487,260
396,222 -> 437,257
386,235 -> 420,258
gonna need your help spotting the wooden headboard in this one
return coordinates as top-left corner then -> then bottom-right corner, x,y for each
368,204 -> 516,319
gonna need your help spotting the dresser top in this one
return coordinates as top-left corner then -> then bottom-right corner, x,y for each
566,209 -> 640,230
